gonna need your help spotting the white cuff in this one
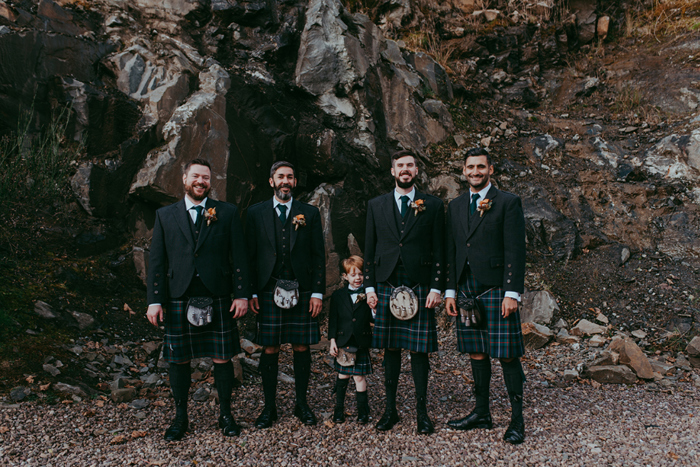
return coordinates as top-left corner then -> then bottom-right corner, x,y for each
365,287 -> 376,294
252,294 -> 258,299
444,289 -> 456,299
505,291 -> 521,302
429,288 -> 441,295
311,293 -> 323,300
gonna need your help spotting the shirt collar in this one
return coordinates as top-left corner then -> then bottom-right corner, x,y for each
470,183 -> 491,202
394,187 -> 416,203
185,196 -> 207,210
273,197 -> 293,209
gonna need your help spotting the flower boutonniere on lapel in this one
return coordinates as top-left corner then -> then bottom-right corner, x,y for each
204,207 -> 218,226
410,199 -> 426,216
477,199 -> 492,217
292,214 -> 306,231
355,293 -> 367,304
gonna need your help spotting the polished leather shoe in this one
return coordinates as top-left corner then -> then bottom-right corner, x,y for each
218,414 -> 241,437
503,417 -> 525,444
254,406 -> 278,429
294,404 -> 318,426
375,409 -> 400,431
416,411 -> 434,435
332,406 -> 346,423
164,415 -> 189,441
357,406 -> 370,425
447,411 -> 493,431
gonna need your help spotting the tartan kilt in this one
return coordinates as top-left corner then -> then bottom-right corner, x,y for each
256,282 -> 320,346
371,266 -> 438,353
455,273 -> 525,359
163,296 -> 241,364
334,348 -> 373,376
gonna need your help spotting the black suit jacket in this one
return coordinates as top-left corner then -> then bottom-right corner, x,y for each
364,190 -> 445,290
445,186 -> 526,293
147,198 -> 250,303
328,287 -> 373,348
245,198 -> 325,295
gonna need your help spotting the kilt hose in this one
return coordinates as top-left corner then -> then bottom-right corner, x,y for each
372,265 -> 438,353
163,296 -> 241,364
455,272 -> 525,359
334,348 -> 373,376
256,280 -> 320,346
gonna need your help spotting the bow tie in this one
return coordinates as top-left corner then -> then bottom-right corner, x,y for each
348,286 -> 364,294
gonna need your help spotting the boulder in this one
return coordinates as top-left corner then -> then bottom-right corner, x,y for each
608,337 -> 654,379
520,290 -> 559,325
591,350 -> 619,367
70,310 -> 95,330
571,319 -> 607,336
521,322 -> 553,350
585,365 -> 637,384
34,301 -> 57,319
54,382 -> 87,398
10,386 -> 30,402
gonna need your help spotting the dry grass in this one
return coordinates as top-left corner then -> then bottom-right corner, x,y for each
632,0 -> 700,41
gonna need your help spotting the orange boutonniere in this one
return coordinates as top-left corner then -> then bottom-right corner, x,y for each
410,199 -> 426,216
477,199 -> 492,217
292,214 -> 306,231
204,207 -> 217,226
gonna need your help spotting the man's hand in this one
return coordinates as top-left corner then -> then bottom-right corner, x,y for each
329,339 -> 338,357
445,297 -> 458,317
367,292 -> 378,310
249,297 -> 260,314
309,297 -> 323,318
502,297 -> 518,318
230,299 -> 248,319
426,291 -> 441,309
147,304 -> 164,326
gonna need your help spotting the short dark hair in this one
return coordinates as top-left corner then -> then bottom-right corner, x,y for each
183,158 -> 212,174
391,149 -> 417,166
270,161 -> 295,178
464,147 -> 492,165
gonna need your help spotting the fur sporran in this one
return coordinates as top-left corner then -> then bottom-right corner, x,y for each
273,279 -> 300,309
186,297 -> 214,327
336,346 -> 358,367
389,285 -> 419,320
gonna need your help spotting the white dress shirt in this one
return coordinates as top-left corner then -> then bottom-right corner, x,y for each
185,195 -> 208,223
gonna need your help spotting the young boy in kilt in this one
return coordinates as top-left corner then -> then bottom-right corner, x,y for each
328,255 -> 373,424
444,147 -> 528,444
146,159 -> 250,440
364,150 -> 445,435
246,161 -> 325,428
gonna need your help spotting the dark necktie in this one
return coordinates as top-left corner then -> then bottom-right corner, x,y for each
470,193 -> 480,215
400,195 -> 410,218
193,205 -> 203,229
278,204 -> 287,224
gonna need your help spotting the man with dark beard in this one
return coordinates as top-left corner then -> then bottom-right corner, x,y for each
246,161 -> 325,428
444,147 -> 527,444
147,158 -> 250,440
364,150 -> 444,434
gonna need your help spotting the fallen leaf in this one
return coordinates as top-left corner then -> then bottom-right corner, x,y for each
83,409 -> 96,417
25,375 -> 35,384
434,369 -> 445,375
668,452 -> 679,460
117,403 -> 128,409
131,430 -> 147,439
39,383 -> 51,391
110,435 -> 127,445
61,400 -> 73,404
451,370 -> 461,376
591,380 -> 602,389
95,400 -> 105,408
461,374 -> 474,385
153,400 -> 166,407
124,303 -> 135,315
0,426 -> 9,434
323,420 -> 334,428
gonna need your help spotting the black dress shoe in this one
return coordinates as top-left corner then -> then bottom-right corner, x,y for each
357,405 -> 370,425
294,404 -> 318,426
447,411 -> 493,431
218,414 -> 241,437
416,411 -> 434,435
375,409 -> 400,431
254,406 -> 278,429
332,406 -> 346,423
164,415 -> 189,441
503,417 -> 525,444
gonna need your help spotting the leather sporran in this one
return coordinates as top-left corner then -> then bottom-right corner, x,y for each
186,297 -> 213,327
336,346 -> 358,367
389,285 -> 419,320
273,279 -> 300,310
457,291 -> 486,328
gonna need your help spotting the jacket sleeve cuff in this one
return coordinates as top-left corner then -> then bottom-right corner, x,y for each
429,288 -> 441,295
444,289 -> 456,299
311,293 -> 323,300
365,287 -> 376,294
504,291 -> 521,302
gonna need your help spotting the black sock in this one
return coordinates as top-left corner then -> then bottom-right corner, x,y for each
293,349 -> 312,406
335,376 -> 350,409
214,361 -> 234,418
470,358 -> 492,416
383,349 -> 401,411
410,352 -> 430,411
356,390 -> 368,405
501,358 -> 525,422
169,363 -> 191,418
259,352 -> 279,409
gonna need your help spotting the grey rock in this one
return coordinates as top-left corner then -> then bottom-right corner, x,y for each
141,373 -> 160,386
631,330 -> 647,339
675,354 -> 692,371
129,399 -> 149,409
556,328 -> 580,345
563,369 -> 579,381
34,301 -> 57,319
142,341 -> 159,355
192,387 -> 210,402
649,360 -> 674,376
192,358 -> 213,372
112,355 -> 134,367
111,388 -> 137,403
68,346 -> 83,356
521,290 -> 559,325
43,364 -> 61,377
69,310 -> 95,330
585,365 -> 637,384
54,382 -> 87,398
571,319 -> 607,336
553,318 -> 568,330
588,335 -> 607,348
132,247 -> 148,287
595,313 -> 609,325
278,372 -> 295,384
522,322 -> 553,350
10,386 -> 30,402
621,247 -> 631,265
686,336 -> 700,357
591,350 -> 619,367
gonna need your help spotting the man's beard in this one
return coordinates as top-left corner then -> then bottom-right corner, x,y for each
467,175 -> 489,191
185,182 -> 210,201
395,171 -> 415,189
274,182 -> 293,201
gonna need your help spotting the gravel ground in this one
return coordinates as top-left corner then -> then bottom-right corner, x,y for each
2,330 -> 699,467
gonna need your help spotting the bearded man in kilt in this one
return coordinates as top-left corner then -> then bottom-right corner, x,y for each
146,159 -> 250,441
246,161 -> 325,428
444,147 -> 527,444
364,150 -> 445,435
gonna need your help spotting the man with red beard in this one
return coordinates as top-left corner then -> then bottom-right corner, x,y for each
364,150 -> 445,434
147,159 -> 250,440
246,161 -> 325,428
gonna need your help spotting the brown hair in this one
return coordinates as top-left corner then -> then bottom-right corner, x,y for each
341,255 -> 364,274
464,147 -> 492,165
270,161 -> 295,178
183,158 -> 212,174
391,149 -> 417,166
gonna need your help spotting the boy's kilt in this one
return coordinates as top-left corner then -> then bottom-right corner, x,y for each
455,274 -> 525,359
334,348 -> 373,376
256,285 -> 320,346
164,296 -> 241,363
371,266 -> 438,353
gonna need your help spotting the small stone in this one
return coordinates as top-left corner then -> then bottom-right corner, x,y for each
556,328 -> 580,345
588,335 -> 607,347
54,382 -> 87,397
69,346 -> 83,356
686,336 -> 700,357
631,330 -> 647,339
10,387 -> 30,402
521,290 -> 559,325
585,365 -> 637,384
571,319 -> 607,336
142,341 -> 159,355
34,301 -> 57,319
70,310 -> 95,330
591,350 -> 620,367
619,126 -> 638,134
649,360 -> 674,376
240,338 -> 261,355
553,318 -> 568,330
129,399 -> 149,409
278,372 -> 295,384
111,388 -> 137,403
43,364 -> 61,377
563,369 -> 578,381
192,387 -> 210,402
675,354 -> 691,371
620,247 -> 631,265
141,374 -> 160,386
521,322 -> 553,350
595,313 -> 608,325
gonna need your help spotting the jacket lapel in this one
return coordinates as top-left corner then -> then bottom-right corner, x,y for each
380,193 -> 401,241
174,200 -> 196,250
262,198 -> 276,249
290,200 -> 300,251
401,190 -> 423,239
466,186 -> 499,240
459,195 -> 471,239
195,199 -> 212,252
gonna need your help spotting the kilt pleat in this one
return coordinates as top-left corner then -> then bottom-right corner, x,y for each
334,348 -> 373,376
163,296 -> 241,363
371,266 -> 438,353
455,274 -> 525,358
256,283 -> 320,346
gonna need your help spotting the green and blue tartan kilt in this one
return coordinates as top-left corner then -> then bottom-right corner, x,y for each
334,348 -> 373,376
256,280 -> 320,346
371,266 -> 438,353
163,296 -> 241,364
455,273 -> 525,359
